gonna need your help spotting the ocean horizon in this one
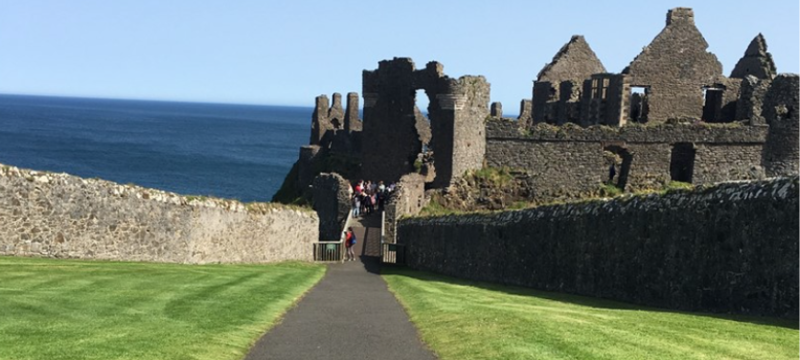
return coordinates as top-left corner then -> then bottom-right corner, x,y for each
0,94 -> 312,202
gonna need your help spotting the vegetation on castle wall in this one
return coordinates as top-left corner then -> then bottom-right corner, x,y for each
422,165 -> 700,215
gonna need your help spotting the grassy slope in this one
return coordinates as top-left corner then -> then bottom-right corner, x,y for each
383,268 -> 799,360
0,256 -> 325,360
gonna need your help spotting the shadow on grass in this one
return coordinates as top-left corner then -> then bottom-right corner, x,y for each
382,266 -> 799,330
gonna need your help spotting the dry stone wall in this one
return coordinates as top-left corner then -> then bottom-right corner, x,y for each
398,177 -> 799,318
0,165 -> 318,264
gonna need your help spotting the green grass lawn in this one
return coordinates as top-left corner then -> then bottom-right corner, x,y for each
0,256 -> 325,360
383,268 -> 799,360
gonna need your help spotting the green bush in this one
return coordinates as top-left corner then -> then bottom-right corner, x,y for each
470,166 -> 514,187
598,183 -> 623,197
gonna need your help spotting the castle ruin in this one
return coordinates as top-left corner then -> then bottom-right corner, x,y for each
277,7 -> 798,207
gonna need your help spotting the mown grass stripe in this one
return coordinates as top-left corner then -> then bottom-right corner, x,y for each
0,256 -> 325,360
383,267 -> 798,360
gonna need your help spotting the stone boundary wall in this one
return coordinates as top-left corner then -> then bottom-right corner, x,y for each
398,177 -> 799,318
0,165 -> 319,264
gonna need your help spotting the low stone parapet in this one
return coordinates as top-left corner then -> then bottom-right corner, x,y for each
0,164 -> 318,264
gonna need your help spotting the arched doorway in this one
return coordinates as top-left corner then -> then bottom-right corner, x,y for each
603,145 -> 634,190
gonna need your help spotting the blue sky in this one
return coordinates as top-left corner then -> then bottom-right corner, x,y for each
1,1 -> 797,112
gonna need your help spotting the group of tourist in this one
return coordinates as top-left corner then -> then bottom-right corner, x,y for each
350,179 -> 395,218
344,180 -> 396,262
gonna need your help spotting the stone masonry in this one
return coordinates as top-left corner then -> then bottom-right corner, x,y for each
398,177 -> 799,319
362,58 -> 489,188
533,35 -> 606,125
312,172 -> 351,240
762,74 -> 799,177
485,120 -> 770,197
623,8 -> 723,123
730,34 -> 777,80
0,164 -> 319,264
278,6 -> 797,216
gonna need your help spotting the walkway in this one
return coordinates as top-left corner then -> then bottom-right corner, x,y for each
244,213 -> 436,360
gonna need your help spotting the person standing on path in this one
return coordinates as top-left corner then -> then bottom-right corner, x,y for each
352,194 -> 361,218
345,227 -> 357,261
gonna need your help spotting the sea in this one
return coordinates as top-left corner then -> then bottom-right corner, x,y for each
0,94 -> 310,202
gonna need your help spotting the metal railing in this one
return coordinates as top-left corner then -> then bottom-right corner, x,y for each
314,241 -> 344,262
381,242 -> 406,265
313,210 -> 353,263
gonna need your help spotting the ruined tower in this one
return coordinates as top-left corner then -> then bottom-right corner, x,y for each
362,58 -> 489,187
762,74 -> 799,177
310,95 -> 330,145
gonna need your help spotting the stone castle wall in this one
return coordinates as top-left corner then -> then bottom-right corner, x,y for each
762,74 -> 799,177
383,173 -> 426,244
0,165 -> 318,264
398,177 -> 799,318
485,120 -> 768,197
362,58 -> 487,187
312,172 -> 351,240
623,8 -> 723,123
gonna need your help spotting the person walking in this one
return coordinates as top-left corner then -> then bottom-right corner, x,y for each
345,227 -> 357,262
352,194 -> 361,218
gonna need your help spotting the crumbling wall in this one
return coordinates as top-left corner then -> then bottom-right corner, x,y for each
580,74 -> 630,126
312,173 -> 351,240
517,99 -> 533,129
533,35 -> 606,125
362,58 -> 428,183
716,77 -> 743,123
536,35 -> 606,84
398,177 -> 799,319
310,92 -> 362,154
432,76 -> 489,188
310,95 -> 331,145
297,145 -> 322,191
762,74 -> 800,177
362,58 -> 488,187
623,8 -> 723,123
736,76 -> 772,124
345,92 -> 362,132
730,34 -> 776,80
383,173 -> 426,244
490,102 -> 503,118
328,93 -> 345,129
485,119 -> 769,199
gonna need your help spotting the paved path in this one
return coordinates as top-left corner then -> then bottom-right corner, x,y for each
244,214 -> 437,360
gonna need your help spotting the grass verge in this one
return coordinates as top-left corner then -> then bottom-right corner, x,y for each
383,267 -> 798,360
0,256 -> 325,360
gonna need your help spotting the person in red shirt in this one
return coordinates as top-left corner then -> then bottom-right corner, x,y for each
344,227 -> 357,262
